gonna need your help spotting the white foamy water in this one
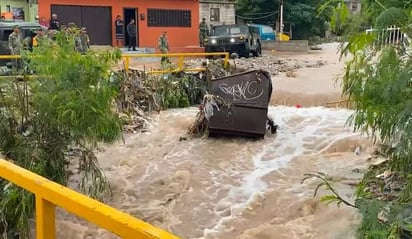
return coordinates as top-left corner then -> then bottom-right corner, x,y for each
58,106 -> 369,239
200,106 -> 357,238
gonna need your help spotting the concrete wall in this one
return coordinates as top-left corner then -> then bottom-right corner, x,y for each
0,0 -> 37,22
261,40 -> 309,52
28,4 -> 39,22
199,1 -> 235,27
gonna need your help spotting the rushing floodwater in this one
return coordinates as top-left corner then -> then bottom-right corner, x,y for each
56,106 -> 376,239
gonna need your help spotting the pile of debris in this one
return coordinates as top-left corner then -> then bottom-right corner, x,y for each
187,94 -> 229,136
185,56 -> 328,77
110,69 -> 158,133
112,60 -> 240,133
234,56 -> 328,76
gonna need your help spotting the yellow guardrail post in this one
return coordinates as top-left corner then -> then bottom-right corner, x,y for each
123,56 -> 130,71
0,158 -> 180,239
36,197 -> 56,238
177,55 -> 184,71
223,52 -> 229,68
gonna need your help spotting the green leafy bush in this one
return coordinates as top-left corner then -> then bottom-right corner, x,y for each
0,29 -> 122,237
309,1 -> 412,238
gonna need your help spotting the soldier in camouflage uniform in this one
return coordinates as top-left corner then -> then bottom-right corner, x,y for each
79,27 -> 90,52
158,31 -> 169,64
8,25 -> 22,69
199,18 -> 209,47
8,25 -> 21,55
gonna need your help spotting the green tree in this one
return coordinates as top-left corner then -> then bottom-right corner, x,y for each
235,0 -> 332,39
0,29 -> 122,238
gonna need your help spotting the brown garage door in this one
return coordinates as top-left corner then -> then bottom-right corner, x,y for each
51,5 -> 112,45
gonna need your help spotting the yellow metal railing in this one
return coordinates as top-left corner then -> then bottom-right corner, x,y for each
0,158 -> 180,239
122,52 -> 229,74
0,52 -> 230,75
0,55 -> 21,59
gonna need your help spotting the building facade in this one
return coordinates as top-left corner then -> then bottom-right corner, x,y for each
199,0 -> 235,28
1,0 -> 38,22
38,0 -> 200,48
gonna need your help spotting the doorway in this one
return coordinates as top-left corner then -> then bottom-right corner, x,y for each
51,5 -> 112,45
123,8 -> 138,47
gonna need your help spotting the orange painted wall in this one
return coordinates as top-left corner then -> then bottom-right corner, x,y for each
38,0 -> 199,48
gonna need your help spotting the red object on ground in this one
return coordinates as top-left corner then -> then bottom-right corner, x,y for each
296,104 -> 302,108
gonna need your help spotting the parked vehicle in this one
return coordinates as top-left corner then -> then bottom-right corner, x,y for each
248,24 -> 276,41
0,21 -> 44,66
204,24 -> 262,58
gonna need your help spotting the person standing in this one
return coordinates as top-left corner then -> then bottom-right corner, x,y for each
158,31 -> 169,64
39,17 -> 49,29
126,19 -> 137,51
199,18 -> 209,47
8,25 -> 21,69
114,15 -> 124,48
79,27 -> 90,53
31,28 -> 44,49
8,25 -> 21,55
49,13 -> 60,31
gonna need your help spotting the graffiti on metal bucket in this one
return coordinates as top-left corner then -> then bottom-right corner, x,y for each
218,80 -> 264,101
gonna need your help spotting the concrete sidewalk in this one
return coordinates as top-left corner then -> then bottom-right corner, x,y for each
120,47 -> 159,63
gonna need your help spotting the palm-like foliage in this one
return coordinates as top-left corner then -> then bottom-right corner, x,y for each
0,29 -> 122,238
311,1 -> 412,238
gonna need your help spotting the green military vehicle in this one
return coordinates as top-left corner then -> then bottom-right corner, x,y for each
0,20 -> 44,68
204,24 -> 262,58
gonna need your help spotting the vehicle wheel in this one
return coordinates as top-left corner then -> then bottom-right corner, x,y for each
257,44 -> 262,57
253,44 -> 262,57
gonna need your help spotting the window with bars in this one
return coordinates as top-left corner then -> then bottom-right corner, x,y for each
147,9 -> 191,27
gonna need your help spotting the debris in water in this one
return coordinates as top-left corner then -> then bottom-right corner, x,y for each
188,94 -> 230,136
354,146 -> 361,156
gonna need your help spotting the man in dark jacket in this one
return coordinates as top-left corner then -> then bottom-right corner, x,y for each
49,13 -> 60,31
126,19 -> 137,51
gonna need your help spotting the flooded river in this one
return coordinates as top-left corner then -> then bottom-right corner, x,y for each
56,105 -> 376,239
53,44 -> 379,239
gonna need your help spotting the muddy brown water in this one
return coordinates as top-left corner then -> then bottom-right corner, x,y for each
53,43 -> 379,239
55,106 -> 378,239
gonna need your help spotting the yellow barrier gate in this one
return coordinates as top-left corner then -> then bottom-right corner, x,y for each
0,158 -> 180,239
0,52 -> 230,75
122,52 -> 230,74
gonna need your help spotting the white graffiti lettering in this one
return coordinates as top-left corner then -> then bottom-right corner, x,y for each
218,81 -> 264,101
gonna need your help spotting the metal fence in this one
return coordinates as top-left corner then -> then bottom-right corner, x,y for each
0,52 -> 230,76
0,158 -> 181,239
365,25 -> 410,49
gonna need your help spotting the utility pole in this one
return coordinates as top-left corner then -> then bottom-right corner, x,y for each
280,0 -> 284,38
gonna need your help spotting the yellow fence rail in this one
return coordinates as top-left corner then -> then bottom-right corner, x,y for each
0,52 -> 230,75
0,158 -> 180,239
0,55 -> 21,59
122,52 -> 229,74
